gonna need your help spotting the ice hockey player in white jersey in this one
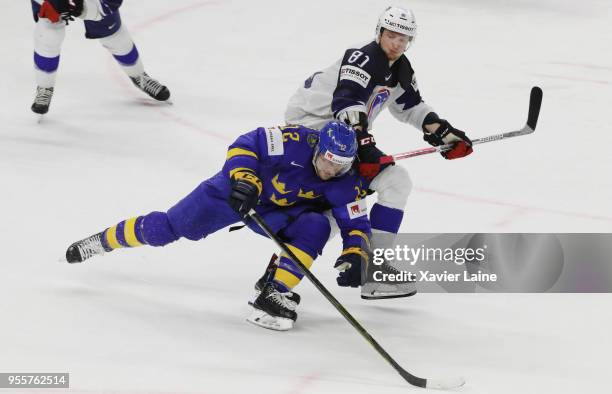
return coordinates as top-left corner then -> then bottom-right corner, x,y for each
284,6 -> 474,300
30,0 -> 170,115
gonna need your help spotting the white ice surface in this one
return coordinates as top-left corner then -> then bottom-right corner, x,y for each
1,1 -> 611,393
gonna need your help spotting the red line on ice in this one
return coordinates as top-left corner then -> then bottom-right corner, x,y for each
106,0 -> 231,143
416,186 -> 612,223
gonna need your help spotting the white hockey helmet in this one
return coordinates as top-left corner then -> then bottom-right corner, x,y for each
375,6 -> 417,47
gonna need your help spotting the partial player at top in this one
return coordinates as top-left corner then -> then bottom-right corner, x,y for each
30,0 -> 171,116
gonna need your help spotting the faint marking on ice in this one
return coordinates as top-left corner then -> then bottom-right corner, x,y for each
530,72 -> 611,86
547,62 -> 612,71
130,1 -> 224,32
105,1 -> 232,143
416,186 -> 612,223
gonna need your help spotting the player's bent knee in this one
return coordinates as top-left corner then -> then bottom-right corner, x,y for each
371,165 -> 412,210
140,211 -> 179,246
34,19 -> 66,54
290,212 -> 331,253
99,25 -> 134,54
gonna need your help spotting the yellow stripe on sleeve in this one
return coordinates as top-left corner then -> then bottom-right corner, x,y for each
341,247 -> 369,264
105,226 -> 122,250
229,167 -> 255,179
123,217 -> 143,247
226,148 -> 258,160
348,230 -> 371,249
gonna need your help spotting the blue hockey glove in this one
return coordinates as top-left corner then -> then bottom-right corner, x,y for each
334,249 -> 367,287
228,170 -> 262,218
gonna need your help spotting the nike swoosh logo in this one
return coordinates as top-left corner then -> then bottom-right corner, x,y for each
108,23 -> 117,30
290,161 -> 304,168
385,74 -> 392,81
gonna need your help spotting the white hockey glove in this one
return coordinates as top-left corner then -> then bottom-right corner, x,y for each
337,110 -> 368,132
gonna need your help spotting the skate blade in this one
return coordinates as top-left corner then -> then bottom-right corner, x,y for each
361,290 -> 417,300
246,308 -> 293,331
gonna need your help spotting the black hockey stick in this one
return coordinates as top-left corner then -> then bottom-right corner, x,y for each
392,86 -> 543,161
248,210 -> 465,390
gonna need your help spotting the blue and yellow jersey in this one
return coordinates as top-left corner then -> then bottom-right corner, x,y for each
222,125 -> 371,253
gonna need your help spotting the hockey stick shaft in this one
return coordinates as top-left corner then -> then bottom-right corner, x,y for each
249,210 -> 461,389
392,86 -> 543,161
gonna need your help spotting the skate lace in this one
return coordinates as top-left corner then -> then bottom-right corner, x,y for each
34,88 -> 53,106
139,74 -> 164,96
266,288 -> 294,309
77,234 -> 105,260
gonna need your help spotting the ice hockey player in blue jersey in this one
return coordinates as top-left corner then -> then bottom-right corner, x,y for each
30,0 -> 170,115
284,6 -> 474,300
64,121 -> 371,331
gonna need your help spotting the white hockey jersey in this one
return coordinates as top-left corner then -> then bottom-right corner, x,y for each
285,41 -> 433,131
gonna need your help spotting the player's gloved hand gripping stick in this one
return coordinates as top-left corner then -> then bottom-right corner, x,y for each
391,87 -> 543,162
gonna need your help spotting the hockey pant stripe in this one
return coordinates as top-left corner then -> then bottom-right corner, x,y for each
112,44 -> 139,67
274,244 -> 314,291
34,52 -> 59,73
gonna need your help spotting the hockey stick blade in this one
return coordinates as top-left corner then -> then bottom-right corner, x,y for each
249,210 -> 465,390
426,376 -> 466,390
527,86 -> 543,131
391,86 -> 543,161
398,366 -> 465,390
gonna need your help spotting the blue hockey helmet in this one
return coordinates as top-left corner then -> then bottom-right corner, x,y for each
313,121 -> 357,178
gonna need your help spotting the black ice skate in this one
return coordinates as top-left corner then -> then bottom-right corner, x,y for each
130,72 -> 170,101
31,86 -> 54,115
65,232 -> 111,263
361,260 -> 417,300
249,253 -> 301,308
247,282 -> 298,331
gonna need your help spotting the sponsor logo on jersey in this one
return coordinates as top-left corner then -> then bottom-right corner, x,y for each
266,127 -> 284,156
339,65 -> 371,88
346,199 -> 368,219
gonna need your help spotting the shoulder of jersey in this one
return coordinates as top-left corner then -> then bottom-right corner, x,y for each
393,55 -> 416,89
294,125 -> 320,145
346,41 -> 387,64
342,41 -> 389,81
276,125 -> 319,162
